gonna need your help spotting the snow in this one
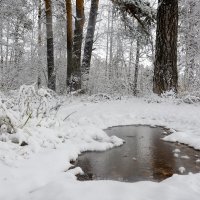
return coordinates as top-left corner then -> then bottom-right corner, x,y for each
174,153 -> 179,158
173,149 -> 181,153
29,173 -> 200,200
178,167 -> 186,174
196,159 -> 200,163
180,155 -> 190,159
1,96 -> 200,200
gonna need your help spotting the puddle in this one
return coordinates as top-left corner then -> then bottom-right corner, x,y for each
74,125 -> 200,182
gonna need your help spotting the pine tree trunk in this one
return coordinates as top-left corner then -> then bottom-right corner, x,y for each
153,0 -> 178,95
37,0 -> 42,88
81,0 -> 99,90
72,0 -> 85,90
66,0 -> 73,88
44,0 -> 56,91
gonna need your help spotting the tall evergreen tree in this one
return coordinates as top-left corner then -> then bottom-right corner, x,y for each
37,0 -> 42,88
44,0 -> 56,91
72,0 -> 85,90
153,0 -> 178,95
65,0 -> 73,88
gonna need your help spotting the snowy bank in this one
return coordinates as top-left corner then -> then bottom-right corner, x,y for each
1,95 -> 200,200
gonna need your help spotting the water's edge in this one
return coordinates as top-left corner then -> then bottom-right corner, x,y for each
72,125 -> 200,182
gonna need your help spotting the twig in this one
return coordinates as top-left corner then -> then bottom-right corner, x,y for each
21,113 -> 32,128
36,96 -> 43,117
36,115 -> 45,127
63,111 -> 77,121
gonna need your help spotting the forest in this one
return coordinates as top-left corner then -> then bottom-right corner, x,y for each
1,0 -> 199,96
1,0 -> 200,200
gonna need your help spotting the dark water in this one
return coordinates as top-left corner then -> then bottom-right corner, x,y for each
75,125 -> 200,182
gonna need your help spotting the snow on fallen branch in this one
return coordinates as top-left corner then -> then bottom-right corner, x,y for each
63,111 -> 77,121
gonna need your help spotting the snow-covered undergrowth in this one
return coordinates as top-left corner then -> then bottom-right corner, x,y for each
0,86 -> 124,166
0,85 -> 64,161
1,88 -> 200,200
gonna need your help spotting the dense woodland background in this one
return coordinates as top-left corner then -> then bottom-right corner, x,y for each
0,0 -> 199,97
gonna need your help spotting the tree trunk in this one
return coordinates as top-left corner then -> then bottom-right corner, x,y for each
105,3 -> 111,77
14,22 -> 19,66
109,5 -> 114,78
133,37 -> 140,96
37,0 -> 42,88
128,41 -> 133,77
44,0 -> 56,91
153,0 -> 178,95
65,0 -> 73,89
5,21 -> 9,69
72,0 -> 85,90
81,0 -> 99,90
0,21 -> 3,86
184,1 -> 195,91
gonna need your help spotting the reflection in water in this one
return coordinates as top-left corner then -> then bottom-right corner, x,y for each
151,129 -> 175,180
76,125 -> 200,182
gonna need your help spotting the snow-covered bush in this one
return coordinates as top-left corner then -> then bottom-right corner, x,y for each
18,84 -> 60,119
87,93 -> 126,103
161,90 -> 177,99
0,116 -> 14,134
88,93 -> 112,103
145,90 -> 177,104
0,96 -> 17,133
145,89 -> 200,105
182,95 -> 200,104
0,84 -> 63,147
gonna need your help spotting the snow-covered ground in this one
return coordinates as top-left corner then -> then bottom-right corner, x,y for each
1,94 -> 200,200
